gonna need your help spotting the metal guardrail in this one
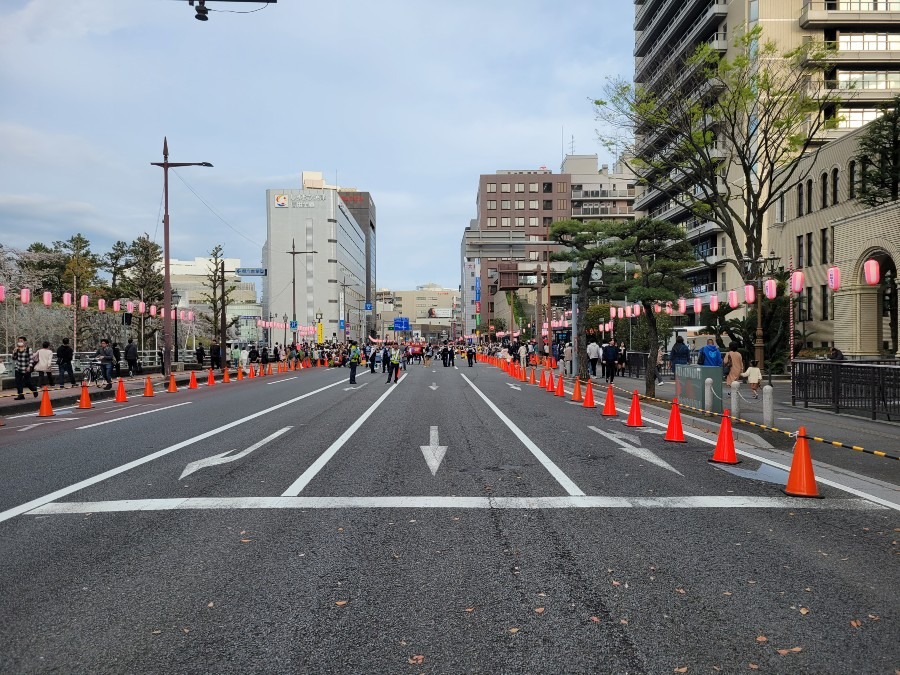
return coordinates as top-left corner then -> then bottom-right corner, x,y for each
791,359 -> 900,420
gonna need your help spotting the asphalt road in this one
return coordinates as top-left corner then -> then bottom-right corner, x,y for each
1,361 -> 897,674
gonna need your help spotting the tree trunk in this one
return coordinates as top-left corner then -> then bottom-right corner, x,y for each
644,301 -> 659,398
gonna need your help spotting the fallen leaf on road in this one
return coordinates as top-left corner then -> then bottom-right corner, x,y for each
452,517 -> 459,521
337,527 -> 343,532
182,628 -> 190,634
151,630 -> 161,635
407,655 -> 425,665
712,667 -> 721,672
850,619 -> 862,628
612,581 -> 621,586
508,627 -> 520,634
590,616 -> 600,623
799,607 -> 810,615
207,602 -> 214,608
465,608 -> 475,613
537,592 -> 547,597
868,614 -> 880,620
675,588 -> 686,594
619,618 -> 628,625
240,530 -> 246,535
335,600 -> 348,607
748,580 -> 757,584
777,647 -> 803,655
804,587 -> 812,592
240,539 -> 252,543
674,667 -> 688,673
534,607 -> 545,614
756,636 -> 767,642
723,591 -> 733,596
749,663 -> 759,670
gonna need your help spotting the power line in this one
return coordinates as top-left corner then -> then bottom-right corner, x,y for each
171,169 -> 262,248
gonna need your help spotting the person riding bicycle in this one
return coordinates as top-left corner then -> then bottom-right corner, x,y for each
94,339 -> 114,389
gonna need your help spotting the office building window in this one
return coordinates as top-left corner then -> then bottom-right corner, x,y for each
821,284 -> 829,320
486,183 -> 496,193
543,217 -> 553,227
529,251 -> 539,261
849,160 -> 857,198
529,183 -> 538,192
837,109 -> 882,129
515,200 -> 525,209
797,183 -> 804,217
501,217 -> 511,227
501,183 -> 511,193
807,232 -> 813,267
831,168 -> 840,205
821,228 -> 829,264
557,199 -> 568,210
529,217 -> 538,226
515,217 -> 525,227
487,217 -> 497,227
838,33 -> 900,52
543,182 -> 553,193
805,287 -> 813,322
529,200 -> 539,209
777,191 -> 785,222
501,200 -> 511,210
806,179 -> 813,214
557,182 -> 568,193
515,183 -> 525,192
797,235 -> 804,268
543,200 -> 553,210
821,172 -> 828,209
487,200 -> 496,210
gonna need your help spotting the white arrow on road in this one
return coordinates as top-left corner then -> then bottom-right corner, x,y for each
419,426 -> 448,476
179,427 -> 292,480
589,426 -> 682,476
428,383 -> 439,390
506,383 -> 521,391
344,382 -> 369,391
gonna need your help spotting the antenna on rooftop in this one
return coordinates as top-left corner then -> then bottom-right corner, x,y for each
569,135 -> 576,156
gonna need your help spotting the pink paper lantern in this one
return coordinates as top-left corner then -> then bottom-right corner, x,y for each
138,301 -> 146,314
693,298 -> 702,314
827,266 -> 841,292
617,307 -> 624,319
654,302 -> 661,314
610,307 -> 616,319
665,301 -> 673,315
80,294 -> 89,309
864,259 -> 880,286
633,303 -> 641,316
710,295 -> 719,312
764,279 -> 777,300
728,290 -> 739,309
98,299 -> 106,311
150,305 -> 157,317
625,306 -> 632,318
179,310 -> 186,321
20,288 -> 31,304
62,292 -> 71,306
744,284 -> 756,305
113,300 -> 121,312
43,291 -> 52,306
790,270 -> 805,294
678,298 -> 686,314
0,285 -> 5,302
127,301 -> 134,313
171,309 -> 176,320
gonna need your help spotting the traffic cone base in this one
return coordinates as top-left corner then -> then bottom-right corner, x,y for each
625,390 -> 643,427
237,367 -> 244,381
529,368 -> 537,385
602,385 -> 617,417
582,381 -> 596,408
115,378 -> 128,402
783,427 -> 822,498
142,377 -> 155,398
78,383 -> 94,408
664,398 -> 686,443
38,386 -> 54,417
571,378 -> 583,402
248,365 -> 255,378
709,409 -> 740,464
546,371 -> 555,392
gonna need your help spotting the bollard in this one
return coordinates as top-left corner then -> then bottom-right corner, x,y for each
704,377 -> 714,412
763,385 -> 774,428
730,380 -> 741,419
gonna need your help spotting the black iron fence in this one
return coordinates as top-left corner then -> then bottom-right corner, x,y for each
791,359 -> 900,421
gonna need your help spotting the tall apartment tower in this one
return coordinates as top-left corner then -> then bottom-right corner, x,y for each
633,0 -> 900,305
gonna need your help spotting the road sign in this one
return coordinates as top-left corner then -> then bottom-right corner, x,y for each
339,319 -> 345,330
365,302 -> 373,311
240,315 -> 261,320
235,267 -> 267,276
290,320 -> 298,330
392,317 -> 410,331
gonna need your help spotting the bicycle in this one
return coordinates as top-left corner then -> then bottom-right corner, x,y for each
80,360 -> 109,389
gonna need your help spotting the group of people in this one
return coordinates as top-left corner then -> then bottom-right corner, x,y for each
585,339 -> 627,382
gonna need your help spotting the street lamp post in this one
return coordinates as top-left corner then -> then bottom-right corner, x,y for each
746,251 -> 780,374
286,239 -> 317,346
315,309 -> 324,346
172,289 -> 181,364
282,313 -> 288,348
151,138 -> 212,377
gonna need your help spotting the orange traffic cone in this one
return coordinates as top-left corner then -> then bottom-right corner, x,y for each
167,373 -> 178,393
555,373 -> 565,397
529,368 -> 537,385
551,357 -> 557,370
709,409 -> 740,464
142,377 -> 155,398
571,378 -> 583,402
317,358 -> 322,367
258,363 -> 265,377
236,366 -> 244,381
289,360 -> 295,371
582,380 -> 596,408
602,385 -> 617,417
267,363 -> 273,376
539,369 -> 547,388
664,398 -> 686,443
115,378 -> 128,402
625,390 -> 643,427
37,386 -> 54,417
546,371 -> 555,392
77,383 -> 93,409
783,427 -> 822,498
222,368 -> 231,383
188,370 -> 198,389
248,364 -> 255,379
207,369 -> 216,386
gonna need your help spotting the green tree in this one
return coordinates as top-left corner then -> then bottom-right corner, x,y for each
120,234 -> 164,303
18,243 -> 67,295
595,25 -> 839,282
857,95 -> 900,206
55,233 -> 102,294
198,244 -> 238,342
101,240 -> 134,296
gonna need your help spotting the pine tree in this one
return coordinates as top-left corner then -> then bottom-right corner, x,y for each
857,95 -> 900,207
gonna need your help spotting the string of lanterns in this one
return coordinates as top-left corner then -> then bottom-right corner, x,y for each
0,286 -> 195,322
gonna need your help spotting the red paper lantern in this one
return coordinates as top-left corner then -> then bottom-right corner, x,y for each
864,259 -> 880,286
744,284 -> 756,305
654,302 -> 661,314
693,298 -> 702,314
764,279 -> 777,300
113,300 -> 121,312
790,270 -> 805,294
20,288 -> 31,304
80,294 -> 89,309
43,291 -> 52,306
678,298 -> 686,314
710,295 -> 719,312
63,292 -> 72,306
98,299 -> 106,311
827,266 -> 841,292
728,290 -> 739,308
665,301 -> 673,315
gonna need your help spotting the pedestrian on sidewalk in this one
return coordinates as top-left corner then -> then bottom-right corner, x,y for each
724,342 -> 744,387
33,341 -> 55,388
195,343 -> 206,368
13,337 -> 38,399
563,342 -> 573,376
602,339 -> 620,383
741,360 -> 763,398
617,343 -> 627,378
95,339 -> 114,389
586,339 -> 601,377
670,335 -> 690,381
56,337 -> 77,388
124,338 -> 139,376
655,348 -> 664,386
697,338 -> 723,367
112,342 -> 122,378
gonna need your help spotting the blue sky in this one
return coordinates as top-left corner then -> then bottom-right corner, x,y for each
0,0 -> 634,290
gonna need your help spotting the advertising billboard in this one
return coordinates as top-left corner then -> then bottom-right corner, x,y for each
427,308 -> 453,319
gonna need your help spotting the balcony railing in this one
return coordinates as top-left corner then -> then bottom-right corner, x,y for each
572,205 -> 636,217
800,1 -> 900,29
571,189 -> 636,199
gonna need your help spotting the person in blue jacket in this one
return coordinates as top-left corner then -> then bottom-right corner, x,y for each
697,338 -> 723,367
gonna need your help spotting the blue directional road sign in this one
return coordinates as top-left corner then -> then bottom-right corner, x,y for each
290,320 -> 298,330
393,317 -> 410,331
235,267 -> 267,276
339,319 -> 345,330
365,302 -> 373,312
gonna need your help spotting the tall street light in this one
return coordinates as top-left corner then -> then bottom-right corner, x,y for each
286,239 -> 317,346
151,137 -> 212,377
745,251 -> 780,374
172,289 -> 182,364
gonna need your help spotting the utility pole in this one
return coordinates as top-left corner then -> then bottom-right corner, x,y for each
220,259 -> 227,369
286,239 -> 317,346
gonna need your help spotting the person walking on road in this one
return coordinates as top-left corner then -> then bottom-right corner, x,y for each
210,341 -> 221,369
124,338 -> 139,376
13,336 -> 38,399
466,344 -> 476,367
448,344 -> 455,367
56,337 -> 77,388
33,340 -> 55,388
697,338 -> 723,367
586,339 -> 601,377
601,339 -> 620,383
563,342 -> 573,376
724,342 -> 744,387
348,340 -> 360,384
95,339 -> 114,389
670,336 -> 690,369
369,344 -> 378,374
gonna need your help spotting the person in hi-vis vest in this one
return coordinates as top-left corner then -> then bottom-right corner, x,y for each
386,343 -> 401,384
348,340 -> 360,384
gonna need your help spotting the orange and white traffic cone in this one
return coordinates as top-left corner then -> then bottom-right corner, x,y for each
664,398 -> 686,443
571,378 -> 583,403
267,363 -> 273,375
115,378 -> 128,402
582,381 -> 596,408
625,390 -> 643,427
37,386 -> 54,417
188,370 -> 198,389
78,382 -> 94,408
167,373 -> 178,393
602,385 -> 617,417
783,427 -> 822,498
207,369 -> 216,386
258,363 -> 265,377
142,376 -> 155,398
709,409 -> 740,464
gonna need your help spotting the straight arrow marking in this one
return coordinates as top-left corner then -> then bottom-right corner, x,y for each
589,426 -> 683,476
420,426 -> 448,476
179,427 -> 293,479
506,383 -> 521,390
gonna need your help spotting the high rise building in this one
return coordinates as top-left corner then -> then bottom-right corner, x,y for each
338,189 -> 377,337
633,0 -> 900,309
563,154 -> 638,224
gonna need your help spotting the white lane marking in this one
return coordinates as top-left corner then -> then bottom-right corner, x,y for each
420,426 -> 448,476
343,383 -> 368,391
179,427 -> 293,479
461,373 -> 584,497
266,377 -> 298,385
77,402 -> 192,429
104,404 -> 143,414
18,419 -> 78,432
589,426 -> 683,476
0,378 -> 349,524
29,495 -> 884,514
281,376 -> 404,496
506,383 -> 522,391
428,383 -> 439,390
